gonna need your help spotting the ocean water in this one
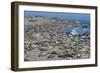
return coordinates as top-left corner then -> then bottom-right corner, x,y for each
24,11 -> 90,24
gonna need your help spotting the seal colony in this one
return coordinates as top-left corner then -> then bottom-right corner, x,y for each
24,16 -> 90,61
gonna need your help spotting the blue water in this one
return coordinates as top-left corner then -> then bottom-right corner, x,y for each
24,11 -> 90,24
